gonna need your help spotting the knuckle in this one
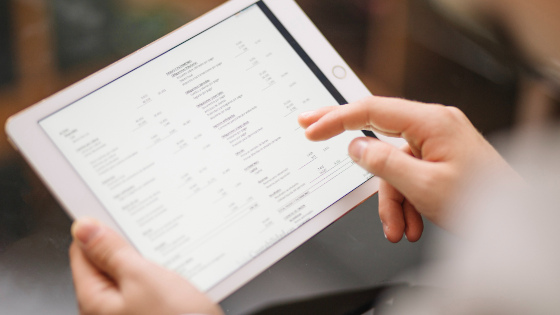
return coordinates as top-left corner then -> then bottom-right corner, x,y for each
357,95 -> 374,106
441,106 -> 467,123
356,96 -> 375,114
421,105 -> 469,137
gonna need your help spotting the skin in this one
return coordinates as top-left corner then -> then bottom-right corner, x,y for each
66,0 -> 560,309
69,95 -> 519,314
69,218 -> 223,315
298,96 -> 517,243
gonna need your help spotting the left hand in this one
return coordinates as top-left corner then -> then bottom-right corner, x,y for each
69,218 -> 224,315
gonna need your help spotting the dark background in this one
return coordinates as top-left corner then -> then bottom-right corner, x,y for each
0,0 -> 15,87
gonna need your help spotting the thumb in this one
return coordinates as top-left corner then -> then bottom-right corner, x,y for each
71,218 -> 139,280
349,137 -> 427,197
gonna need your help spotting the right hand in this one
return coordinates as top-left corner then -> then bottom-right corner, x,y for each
298,96 -> 518,242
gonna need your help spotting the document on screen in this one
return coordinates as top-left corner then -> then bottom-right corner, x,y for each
39,4 -> 372,291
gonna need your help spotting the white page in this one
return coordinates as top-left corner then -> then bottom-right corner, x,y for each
40,4 -> 372,291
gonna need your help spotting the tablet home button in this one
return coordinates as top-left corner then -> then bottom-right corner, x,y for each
332,65 -> 347,79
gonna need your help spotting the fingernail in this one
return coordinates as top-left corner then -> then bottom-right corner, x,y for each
349,138 -> 368,162
71,218 -> 102,246
299,111 -> 315,119
382,223 -> 388,239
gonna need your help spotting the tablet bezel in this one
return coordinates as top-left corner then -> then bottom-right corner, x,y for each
5,0 -> 404,302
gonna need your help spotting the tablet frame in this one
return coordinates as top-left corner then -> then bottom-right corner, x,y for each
6,0 -> 404,302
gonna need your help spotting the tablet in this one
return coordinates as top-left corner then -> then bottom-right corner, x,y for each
6,0 -> 403,301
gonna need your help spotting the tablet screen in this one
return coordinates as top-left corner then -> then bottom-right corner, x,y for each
39,1 -> 373,291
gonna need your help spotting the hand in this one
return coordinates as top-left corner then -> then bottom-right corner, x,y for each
69,218 -> 224,315
298,96 -> 516,242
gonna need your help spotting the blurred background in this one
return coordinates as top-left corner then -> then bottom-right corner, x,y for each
1,0 -> 559,314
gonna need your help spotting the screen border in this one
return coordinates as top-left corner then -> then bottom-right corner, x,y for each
6,0 -> 405,302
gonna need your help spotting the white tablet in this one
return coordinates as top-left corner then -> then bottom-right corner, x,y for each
6,0 -> 403,302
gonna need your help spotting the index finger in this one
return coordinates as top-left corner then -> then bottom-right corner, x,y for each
298,105 -> 339,128
303,96 -> 443,144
